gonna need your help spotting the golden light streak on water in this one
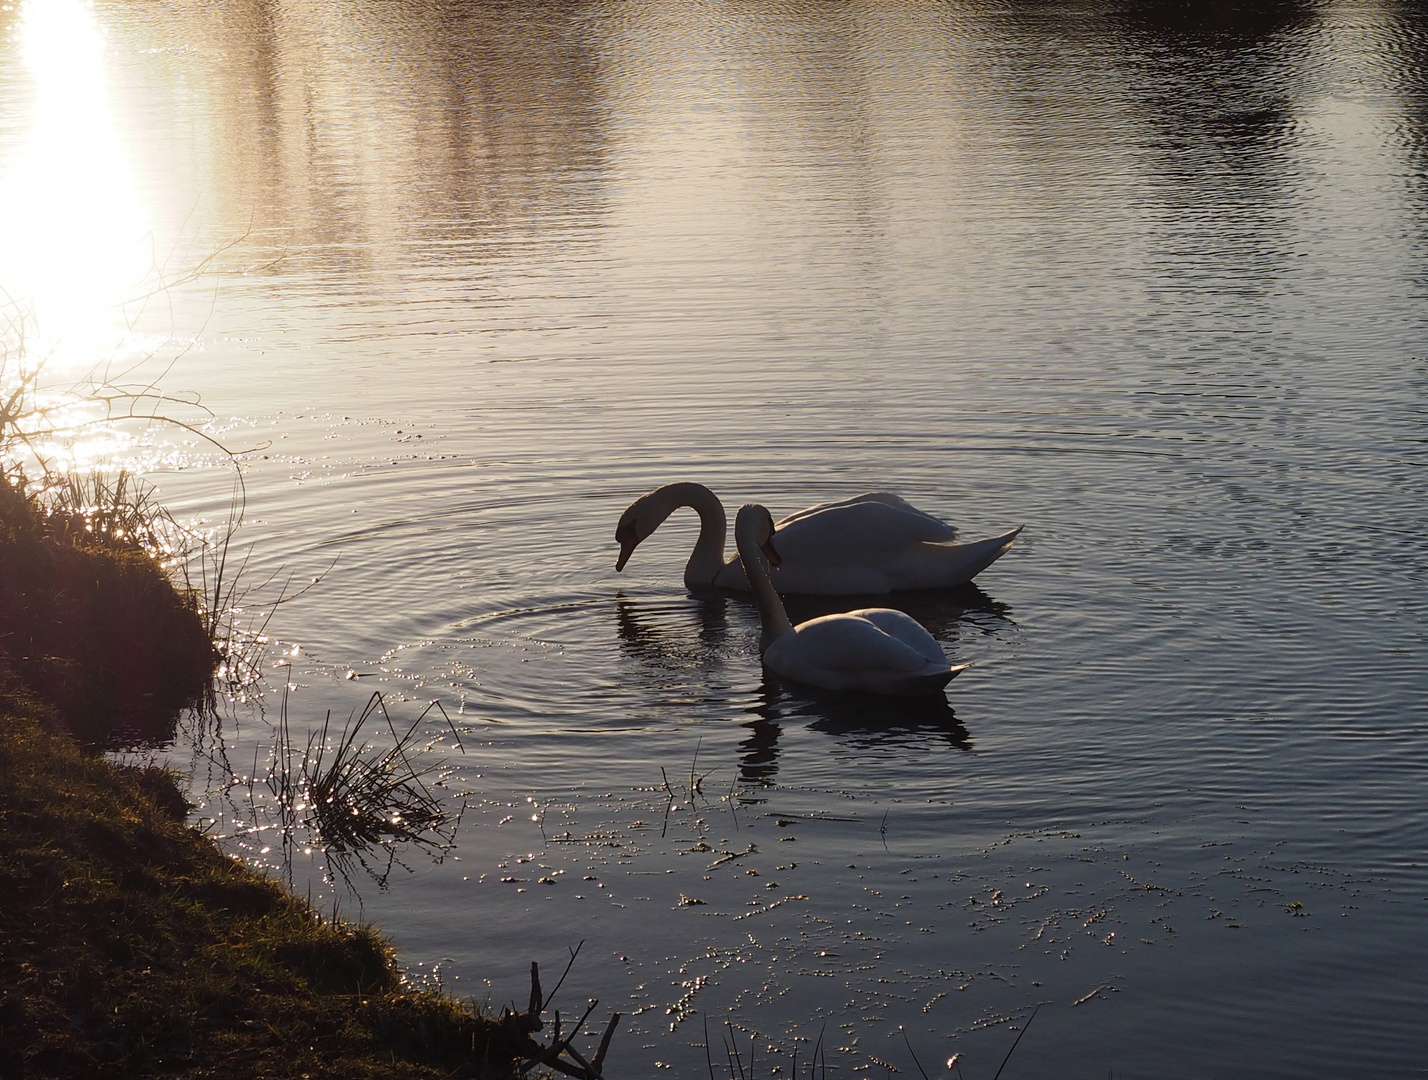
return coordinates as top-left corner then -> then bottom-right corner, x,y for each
1,0 -> 151,390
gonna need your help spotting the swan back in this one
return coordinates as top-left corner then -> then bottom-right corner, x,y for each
775,493 -> 957,543
718,495 -> 1018,594
764,612 -> 960,696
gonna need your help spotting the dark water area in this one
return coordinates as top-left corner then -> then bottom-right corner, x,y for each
2,0 -> 1427,1075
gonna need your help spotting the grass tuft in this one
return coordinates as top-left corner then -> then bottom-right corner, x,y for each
0,471 -> 215,746
291,692 -> 458,853
250,690 -> 466,889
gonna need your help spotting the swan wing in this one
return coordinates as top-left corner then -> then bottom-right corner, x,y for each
780,613 -> 942,675
876,526 -> 1024,592
774,493 -> 958,545
714,495 -> 1019,594
842,607 -> 947,666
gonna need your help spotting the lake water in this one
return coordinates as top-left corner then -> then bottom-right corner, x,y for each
3,0 -> 1428,1075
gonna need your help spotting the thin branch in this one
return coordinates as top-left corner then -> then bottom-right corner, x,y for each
991,1004 -> 1040,1080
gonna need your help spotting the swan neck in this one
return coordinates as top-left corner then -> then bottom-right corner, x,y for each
734,517 -> 795,653
657,483 -> 727,587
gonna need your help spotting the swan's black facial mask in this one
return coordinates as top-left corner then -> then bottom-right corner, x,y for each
763,525 -> 782,568
615,520 -> 638,571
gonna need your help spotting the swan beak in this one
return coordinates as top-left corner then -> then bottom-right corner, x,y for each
616,540 -> 635,572
762,536 -> 782,569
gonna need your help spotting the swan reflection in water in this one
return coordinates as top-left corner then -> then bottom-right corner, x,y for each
740,679 -> 972,786
613,590 -> 734,671
614,586 -> 1014,786
613,585 -> 1012,672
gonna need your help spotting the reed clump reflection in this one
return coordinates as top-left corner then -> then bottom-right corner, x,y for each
253,690 -> 467,889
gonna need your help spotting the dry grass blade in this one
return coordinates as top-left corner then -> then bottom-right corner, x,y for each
726,1018 -> 746,1080
705,1014 -> 717,1080
991,1003 -> 1040,1080
902,1025 -> 932,1079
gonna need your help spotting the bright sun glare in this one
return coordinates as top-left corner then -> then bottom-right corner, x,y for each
2,0 -> 151,378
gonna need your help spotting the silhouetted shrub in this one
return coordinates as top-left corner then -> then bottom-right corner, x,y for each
0,475 -> 214,746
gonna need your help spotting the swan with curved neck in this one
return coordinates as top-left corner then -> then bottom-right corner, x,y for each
615,482 -> 1021,594
734,504 -> 966,696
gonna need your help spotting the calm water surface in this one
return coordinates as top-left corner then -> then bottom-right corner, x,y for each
3,0 -> 1427,1075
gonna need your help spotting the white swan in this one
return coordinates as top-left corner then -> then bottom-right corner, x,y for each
735,504 -> 968,696
615,482 -> 1021,594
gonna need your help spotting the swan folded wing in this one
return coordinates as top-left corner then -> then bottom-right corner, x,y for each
785,614 -> 942,674
775,492 -> 922,525
874,527 -> 1022,591
774,497 -> 958,562
843,608 -> 947,666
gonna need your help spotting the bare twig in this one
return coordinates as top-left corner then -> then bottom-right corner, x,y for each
592,1013 -> 621,1073
514,950 -> 619,1079
991,1004 -> 1040,1080
901,1026 -> 931,1079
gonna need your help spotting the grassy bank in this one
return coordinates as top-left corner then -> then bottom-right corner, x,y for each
0,686 -> 531,1078
0,475 -> 536,1078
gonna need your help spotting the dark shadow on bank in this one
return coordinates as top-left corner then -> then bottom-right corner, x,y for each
0,478 -> 214,750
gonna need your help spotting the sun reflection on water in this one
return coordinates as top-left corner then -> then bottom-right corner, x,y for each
1,0 -> 151,383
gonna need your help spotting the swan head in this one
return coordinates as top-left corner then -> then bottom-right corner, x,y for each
615,496 -> 660,571
614,483 -> 729,580
733,503 -> 782,568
